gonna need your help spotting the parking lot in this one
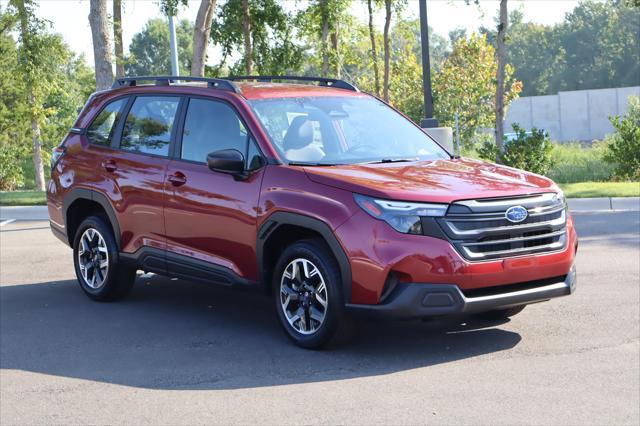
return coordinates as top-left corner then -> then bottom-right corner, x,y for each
1,212 -> 638,425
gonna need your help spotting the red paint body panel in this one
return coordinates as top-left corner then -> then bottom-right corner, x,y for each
48,81 -> 578,309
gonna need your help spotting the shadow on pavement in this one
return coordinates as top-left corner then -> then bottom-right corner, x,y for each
0,275 -> 520,390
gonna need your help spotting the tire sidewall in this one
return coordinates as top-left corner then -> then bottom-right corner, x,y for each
273,240 -> 343,349
72,215 -> 120,300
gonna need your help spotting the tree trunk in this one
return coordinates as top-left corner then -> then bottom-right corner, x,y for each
331,20 -> 340,78
191,0 -> 216,76
382,0 -> 391,102
242,0 -> 252,74
495,0 -> 508,160
89,0 -> 113,90
367,0 -> 380,97
30,95 -> 45,192
113,0 -> 124,77
321,5 -> 329,77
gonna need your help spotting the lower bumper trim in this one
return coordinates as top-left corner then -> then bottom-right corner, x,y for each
346,265 -> 576,319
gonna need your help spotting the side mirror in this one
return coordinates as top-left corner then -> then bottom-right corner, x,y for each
207,149 -> 246,178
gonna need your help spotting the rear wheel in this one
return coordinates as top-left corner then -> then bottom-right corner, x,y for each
73,215 -> 136,301
476,305 -> 526,320
273,239 -> 344,349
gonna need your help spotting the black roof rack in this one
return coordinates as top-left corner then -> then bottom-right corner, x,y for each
111,76 -> 241,93
227,75 -> 359,92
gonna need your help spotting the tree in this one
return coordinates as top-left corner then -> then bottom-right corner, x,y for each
113,0 -> 124,77
211,0 -> 303,76
242,0 -> 252,74
494,0 -> 508,156
296,0 -> 351,78
366,0 -> 380,96
88,0 -> 113,90
126,18 -> 193,76
191,0 -> 217,76
382,0 -> 391,101
605,96 -> 640,180
433,33 -> 521,152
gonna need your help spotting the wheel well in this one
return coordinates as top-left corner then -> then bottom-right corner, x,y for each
66,199 -> 110,246
261,224 -> 326,295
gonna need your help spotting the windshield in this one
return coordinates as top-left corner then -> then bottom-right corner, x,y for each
248,96 -> 450,165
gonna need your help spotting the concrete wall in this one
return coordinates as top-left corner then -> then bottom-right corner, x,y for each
505,86 -> 640,141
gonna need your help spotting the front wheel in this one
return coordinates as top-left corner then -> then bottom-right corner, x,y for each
273,239 -> 344,349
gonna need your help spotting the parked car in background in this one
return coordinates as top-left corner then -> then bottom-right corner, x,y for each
47,76 -> 578,348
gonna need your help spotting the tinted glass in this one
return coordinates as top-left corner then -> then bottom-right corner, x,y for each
86,98 -> 125,146
181,99 -> 248,163
120,96 -> 179,156
249,96 -> 449,165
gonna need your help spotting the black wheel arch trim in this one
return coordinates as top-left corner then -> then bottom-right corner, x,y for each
62,188 -> 122,249
257,211 -> 352,303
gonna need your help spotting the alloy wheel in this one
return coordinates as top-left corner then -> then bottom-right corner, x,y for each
279,258 -> 328,335
77,228 -> 109,289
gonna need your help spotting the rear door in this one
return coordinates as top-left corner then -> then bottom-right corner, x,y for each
106,95 -> 183,258
163,96 -> 265,283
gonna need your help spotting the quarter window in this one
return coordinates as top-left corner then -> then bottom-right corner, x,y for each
86,98 -> 126,146
120,96 -> 180,156
181,99 -> 248,163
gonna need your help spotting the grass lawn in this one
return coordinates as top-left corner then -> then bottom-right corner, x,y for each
0,190 -> 46,206
559,181 -> 640,198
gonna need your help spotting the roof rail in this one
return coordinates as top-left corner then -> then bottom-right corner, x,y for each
111,76 -> 241,93
227,75 -> 359,92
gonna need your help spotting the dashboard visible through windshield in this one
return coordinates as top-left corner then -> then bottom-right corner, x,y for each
248,96 -> 450,165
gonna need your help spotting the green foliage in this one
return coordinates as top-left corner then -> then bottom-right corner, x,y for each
126,18 -> 193,76
210,0 -> 303,75
547,142 -> 614,183
0,3 -> 93,190
478,124 -> 554,175
491,1 -> 640,96
433,33 -> 522,150
604,96 -> 640,180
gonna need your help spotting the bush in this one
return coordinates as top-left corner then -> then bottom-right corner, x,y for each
547,141 -> 614,183
477,124 -> 554,175
604,96 -> 640,180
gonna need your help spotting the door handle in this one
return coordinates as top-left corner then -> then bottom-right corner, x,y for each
101,159 -> 117,172
168,172 -> 187,186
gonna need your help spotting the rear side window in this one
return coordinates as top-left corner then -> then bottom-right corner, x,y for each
86,98 -> 126,146
181,98 -> 248,163
120,96 -> 180,156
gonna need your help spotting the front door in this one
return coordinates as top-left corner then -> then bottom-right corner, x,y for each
164,97 -> 265,283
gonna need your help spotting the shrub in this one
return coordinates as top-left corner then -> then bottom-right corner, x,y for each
604,96 -> 640,180
547,141 -> 614,183
477,124 -> 554,175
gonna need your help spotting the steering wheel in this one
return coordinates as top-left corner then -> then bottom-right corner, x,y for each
345,144 -> 378,154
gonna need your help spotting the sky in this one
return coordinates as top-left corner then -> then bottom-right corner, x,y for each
2,0 -> 582,68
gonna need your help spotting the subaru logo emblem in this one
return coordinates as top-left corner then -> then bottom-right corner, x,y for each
505,205 -> 528,223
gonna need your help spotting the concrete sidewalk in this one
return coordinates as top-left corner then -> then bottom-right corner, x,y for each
1,198 -> 639,223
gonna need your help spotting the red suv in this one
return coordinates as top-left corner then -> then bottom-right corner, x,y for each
48,76 -> 577,348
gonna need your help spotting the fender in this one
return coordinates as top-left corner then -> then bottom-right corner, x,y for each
62,188 -> 122,249
257,211 -> 352,303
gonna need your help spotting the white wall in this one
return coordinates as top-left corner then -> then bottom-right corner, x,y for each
505,86 -> 640,141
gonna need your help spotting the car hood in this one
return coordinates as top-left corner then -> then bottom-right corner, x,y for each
302,158 -> 559,203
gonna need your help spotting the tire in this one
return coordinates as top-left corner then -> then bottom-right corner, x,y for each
72,215 -> 136,301
475,304 -> 526,320
272,239 -> 345,349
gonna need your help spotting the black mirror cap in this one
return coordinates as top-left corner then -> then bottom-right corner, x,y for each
207,149 -> 245,175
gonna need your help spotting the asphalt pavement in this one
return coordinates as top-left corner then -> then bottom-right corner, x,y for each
0,212 -> 638,425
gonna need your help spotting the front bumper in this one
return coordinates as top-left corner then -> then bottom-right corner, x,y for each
346,265 -> 576,319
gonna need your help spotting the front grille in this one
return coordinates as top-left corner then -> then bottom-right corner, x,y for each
437,193 -> 568,261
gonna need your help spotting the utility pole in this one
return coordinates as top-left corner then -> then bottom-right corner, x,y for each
168,14 -> 179,76
419,0 -> 437,128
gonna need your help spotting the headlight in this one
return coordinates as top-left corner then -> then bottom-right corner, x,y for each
354,194 -> 448,234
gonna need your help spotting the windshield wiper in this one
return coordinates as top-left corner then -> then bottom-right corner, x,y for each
360,157 -> 419,164
287,161 -> 337,166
